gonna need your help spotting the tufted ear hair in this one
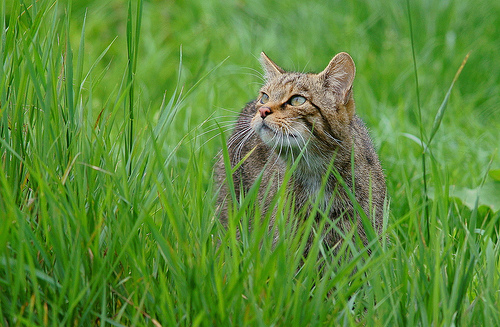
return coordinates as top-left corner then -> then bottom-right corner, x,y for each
260,52 -> 285,80
318,52 -> 356,104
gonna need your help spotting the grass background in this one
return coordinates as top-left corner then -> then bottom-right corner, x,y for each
1,0 -> 499,325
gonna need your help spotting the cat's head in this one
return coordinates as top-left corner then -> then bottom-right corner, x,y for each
250,52 -> 356,158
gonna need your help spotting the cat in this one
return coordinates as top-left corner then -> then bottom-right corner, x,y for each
215,52 -> 387,255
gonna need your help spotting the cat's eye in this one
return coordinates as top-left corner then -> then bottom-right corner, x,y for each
260,93 -> 269,104
289,95 -> 306,106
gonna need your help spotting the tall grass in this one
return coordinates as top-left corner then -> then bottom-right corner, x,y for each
1,0 -> 499,326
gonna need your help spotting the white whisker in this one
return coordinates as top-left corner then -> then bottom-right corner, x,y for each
241,67 -> 266,83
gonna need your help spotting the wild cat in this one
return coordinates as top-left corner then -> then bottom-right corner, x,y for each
215,52 -> 386,254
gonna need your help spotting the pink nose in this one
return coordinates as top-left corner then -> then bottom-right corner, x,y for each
259,107 -> 271,119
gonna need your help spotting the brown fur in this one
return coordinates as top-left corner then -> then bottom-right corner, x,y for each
215,52 -> 387,254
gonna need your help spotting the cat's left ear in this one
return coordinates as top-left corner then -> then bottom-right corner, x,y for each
260,52 -> 285,80
319,52 -> 356,104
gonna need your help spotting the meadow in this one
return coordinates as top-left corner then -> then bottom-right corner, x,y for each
1,0 -> 499,325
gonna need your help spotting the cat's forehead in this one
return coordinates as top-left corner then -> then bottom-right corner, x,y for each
261,72 -> 315,96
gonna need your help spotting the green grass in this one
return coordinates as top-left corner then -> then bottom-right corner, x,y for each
1,0 -> 499,325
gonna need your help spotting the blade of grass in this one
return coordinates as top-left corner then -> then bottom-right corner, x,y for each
125,0 -> 143,176
426,53 -> 470,149
406,0 -> 430,242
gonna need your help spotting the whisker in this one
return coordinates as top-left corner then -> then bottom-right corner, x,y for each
288,125 -> 311,169
200,120 -> 238,132
233,128 -> 255,162
270,131 -> 283,168
241,67 -> 266,83
218,111 -> 255,120
215,106 -> 256,118
199,123 -> 238,136
195,127 -> 237,151
286,127 -> 296,164
227,127 -> 253,152
192,125 -> 238,147
323,131 -> 345,150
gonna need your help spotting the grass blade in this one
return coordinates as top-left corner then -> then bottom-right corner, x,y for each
426,53 -> 470,148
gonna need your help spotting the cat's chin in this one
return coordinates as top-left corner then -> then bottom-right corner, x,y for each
252,121 -> 308,152
252,120 -> 274,141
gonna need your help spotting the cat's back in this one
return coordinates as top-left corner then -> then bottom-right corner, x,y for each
350,115 -> 386,227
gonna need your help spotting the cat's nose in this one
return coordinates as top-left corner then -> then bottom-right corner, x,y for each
259,107 -> 271,119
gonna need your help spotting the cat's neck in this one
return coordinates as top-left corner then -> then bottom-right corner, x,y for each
287,144 -> 352,202
289,158 -> 329,199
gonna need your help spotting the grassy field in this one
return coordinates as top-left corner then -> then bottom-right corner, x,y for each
1,0 -> 499,325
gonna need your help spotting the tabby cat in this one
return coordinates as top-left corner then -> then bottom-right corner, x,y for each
215,52 -> 387,254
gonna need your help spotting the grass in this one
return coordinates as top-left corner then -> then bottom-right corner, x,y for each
1,0 -> 499,325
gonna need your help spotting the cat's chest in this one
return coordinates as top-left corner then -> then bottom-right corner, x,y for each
294,170 -> 333,210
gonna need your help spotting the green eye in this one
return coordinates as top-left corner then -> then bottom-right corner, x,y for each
260,93 -> 269,104
289,95 -> 306,106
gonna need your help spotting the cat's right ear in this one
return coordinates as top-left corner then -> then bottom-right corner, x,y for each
260,52 -> 285,80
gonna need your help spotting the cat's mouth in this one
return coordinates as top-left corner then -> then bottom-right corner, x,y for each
258,120 -> 297,138
259,121 -> 276,134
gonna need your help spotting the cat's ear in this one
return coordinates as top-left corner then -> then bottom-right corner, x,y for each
319,52 -> 356,104
260,52 -> 285,80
